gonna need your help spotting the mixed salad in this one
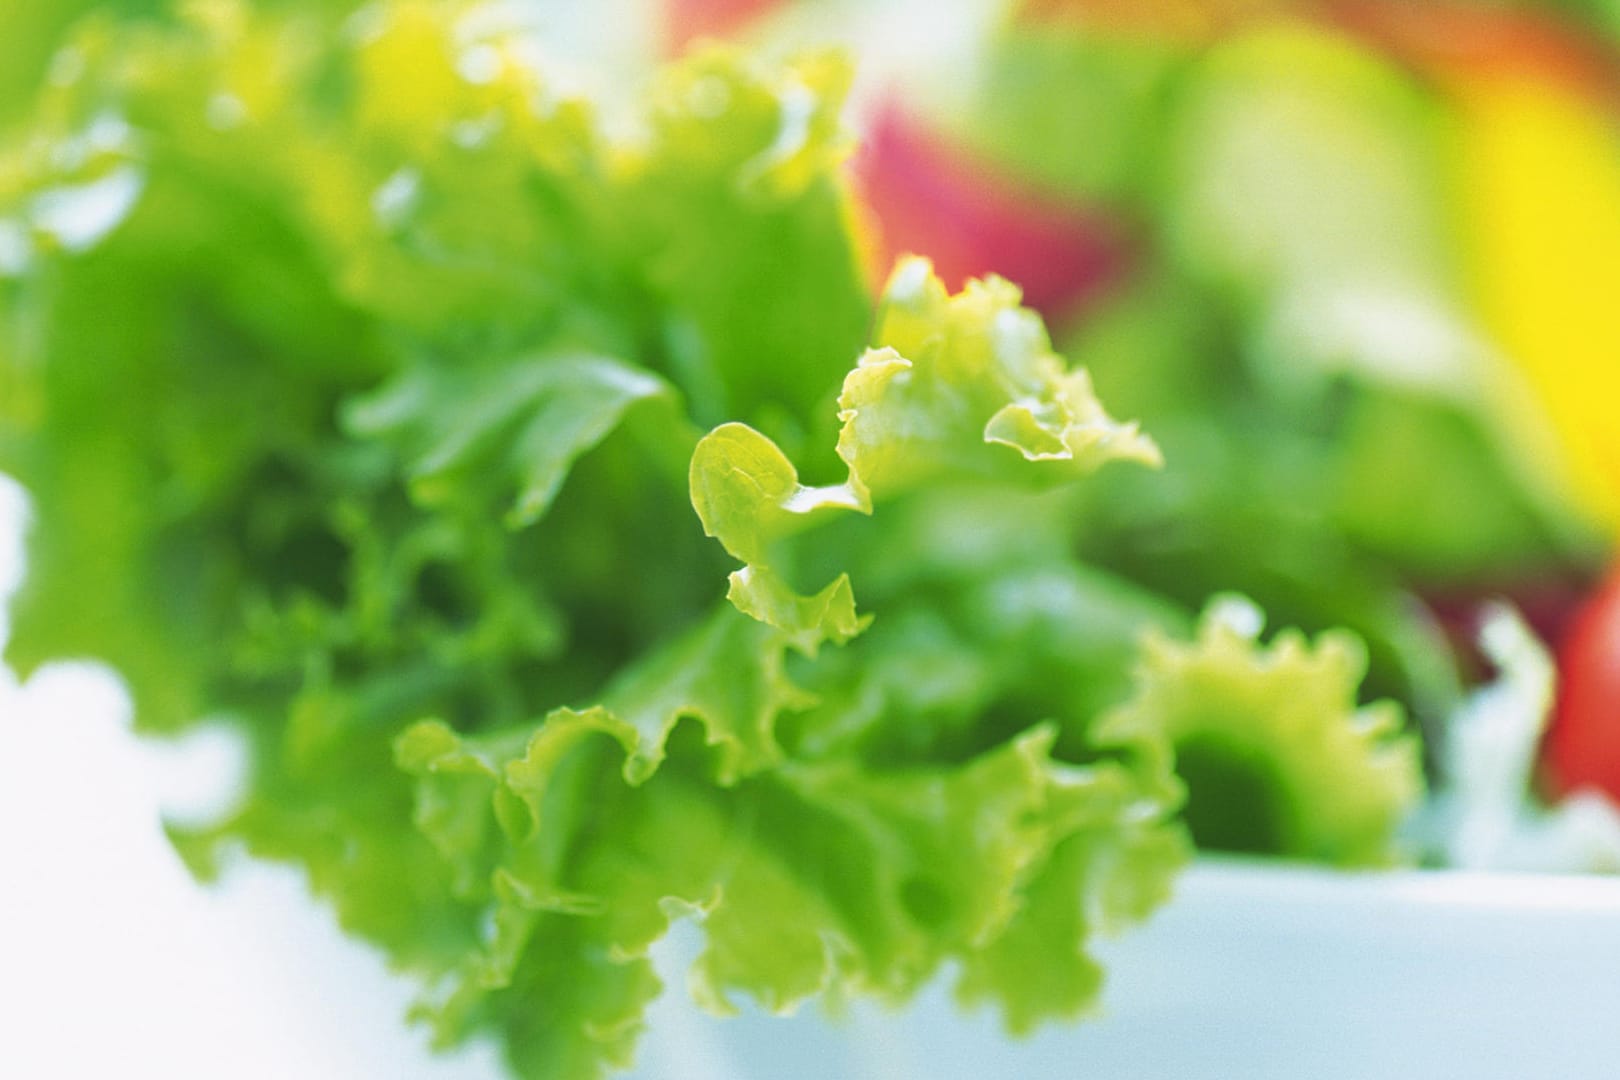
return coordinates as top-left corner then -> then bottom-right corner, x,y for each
1,1 -> 1617,1077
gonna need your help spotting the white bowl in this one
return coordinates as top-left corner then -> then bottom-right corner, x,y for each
629,859 -> 1620,1080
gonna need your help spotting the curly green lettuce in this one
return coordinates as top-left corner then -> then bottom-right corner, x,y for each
376,256 -> 1191,1072
1102,596 -> 1423,866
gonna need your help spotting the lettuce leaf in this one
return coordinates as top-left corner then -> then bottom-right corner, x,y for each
369,260 -> 1186,1077
344,353 -> 693,529
394,695 -> 1186,1073
689,256 -> 1160,642
1100,596 -> 1424,866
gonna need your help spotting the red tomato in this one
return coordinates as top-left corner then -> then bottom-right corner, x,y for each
662,0 -> 783,54
852,103 -> 1132,325
1546,567 -> 1620,801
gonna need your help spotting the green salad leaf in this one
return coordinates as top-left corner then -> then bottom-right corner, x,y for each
1102,596 -> 1423,867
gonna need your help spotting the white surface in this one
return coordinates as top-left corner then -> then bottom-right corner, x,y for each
6,479 -> 1620,1080
0,684 -> 506,1080
0,477 -> 496,1080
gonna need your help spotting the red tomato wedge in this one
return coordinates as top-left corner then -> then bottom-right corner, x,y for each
852,103 -> 1132,324
662,0 -> 783,54
1547,568 -> 1620,801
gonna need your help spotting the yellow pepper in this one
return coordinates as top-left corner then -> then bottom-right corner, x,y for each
1453,73 -> 1620,532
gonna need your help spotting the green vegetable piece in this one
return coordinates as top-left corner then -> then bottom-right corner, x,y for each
854,256 -> 1161,500
346,354 -> 691,528
1100,596 -> 1424,866
690,256 -> 1159,638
